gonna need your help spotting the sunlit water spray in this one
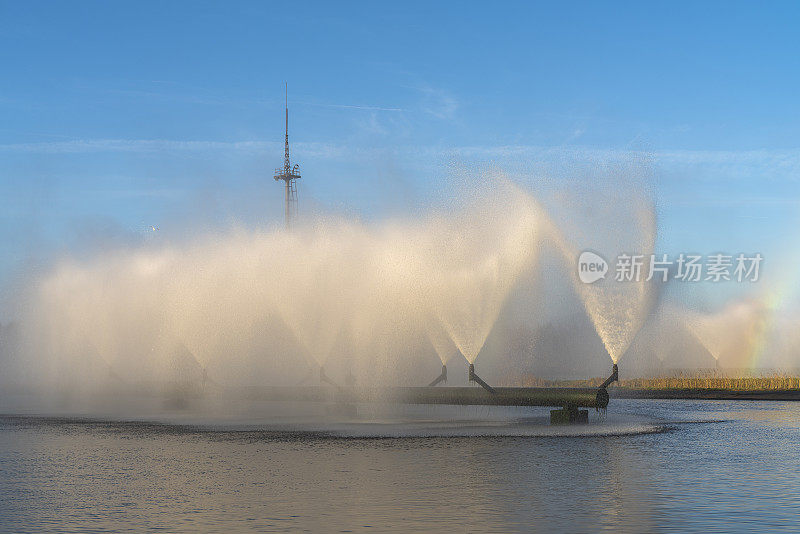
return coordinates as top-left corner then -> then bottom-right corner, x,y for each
0,162 -> 679,401
426,318 -> 459,365
533,167 -> 658,365
685,300 -> 767,368
7,178 -> 544,392
268,227 -> 364,368
427,181 -> 539,364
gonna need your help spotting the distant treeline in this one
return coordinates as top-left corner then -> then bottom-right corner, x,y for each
514,373 -> 800,391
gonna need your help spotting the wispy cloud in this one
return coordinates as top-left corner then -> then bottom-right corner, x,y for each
664,196 -> 800,208
87,188 -> 187,200
297,101 -> 404,112
561,128 -> 587,145
64,79 -> 408,114
0,139 -> 270,154
417,85 -> 459,120
2,138 -> 800,180
427,144 -> 800,174
0,139 -> 350,159
354,112 -> 390,137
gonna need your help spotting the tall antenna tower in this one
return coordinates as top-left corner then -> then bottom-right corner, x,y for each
274,83 -> 301,228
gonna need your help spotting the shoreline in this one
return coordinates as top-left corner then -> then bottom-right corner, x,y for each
610,388 -> 800,401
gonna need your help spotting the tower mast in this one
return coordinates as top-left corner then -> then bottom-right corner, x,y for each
274,83 -> 301,228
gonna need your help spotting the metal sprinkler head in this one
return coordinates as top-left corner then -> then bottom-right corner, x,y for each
468,363 -> 496,394
319,366 -> 338,388
600,363 -> 619,390
428,364 -> 447,387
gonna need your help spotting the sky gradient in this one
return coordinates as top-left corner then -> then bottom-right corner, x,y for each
1,1 -> 799,312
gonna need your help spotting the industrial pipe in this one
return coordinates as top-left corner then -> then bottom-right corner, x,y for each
392,386 -> 606,408
599,363 -> 619,390
428,364 -> 447,387
237,385 -> 609,408
468,363 -> 496,394
320,367 -> 339,388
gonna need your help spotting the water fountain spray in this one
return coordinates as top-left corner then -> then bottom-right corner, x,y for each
12,178 -> 631,424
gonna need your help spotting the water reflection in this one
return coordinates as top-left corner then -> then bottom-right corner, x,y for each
1,400 -> 800,532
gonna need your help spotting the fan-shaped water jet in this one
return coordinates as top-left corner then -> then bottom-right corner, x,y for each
533,170 -> 657,365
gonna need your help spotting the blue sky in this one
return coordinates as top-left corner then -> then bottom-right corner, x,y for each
1,1 -> 799,309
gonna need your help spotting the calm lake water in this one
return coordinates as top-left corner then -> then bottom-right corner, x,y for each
1,399 -> 799,533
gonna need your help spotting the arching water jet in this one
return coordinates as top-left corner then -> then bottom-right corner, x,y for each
430,179 -> 539,367
534,169 -> 657,365
685,300 -> 768,370
426,318 -> 459,366
425,319 -> 458,386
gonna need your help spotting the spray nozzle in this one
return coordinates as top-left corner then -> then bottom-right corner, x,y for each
599,363 -> 619,390
468,363 -> 496,394
428,364 -> 447,387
